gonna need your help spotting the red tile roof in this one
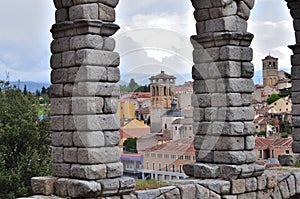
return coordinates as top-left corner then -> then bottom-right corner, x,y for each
144,137 -> 195,154
130,92 -> 151,99
255,137 -> 292,150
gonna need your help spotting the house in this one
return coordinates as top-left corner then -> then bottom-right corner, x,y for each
254,136 -> 293,160
120,153 -> 143,178
269,96 -> 292,114
171,118 -> 193,140
117,99 -> 135,123
119,119 -> 150,145
141,138 -> 195,181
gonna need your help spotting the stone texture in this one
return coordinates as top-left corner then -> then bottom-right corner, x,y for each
73,131 -> 105,147
67,179 -> 101,198
31,177 -> 57,195
78,147 -> 120,164
231,179 -> 246,194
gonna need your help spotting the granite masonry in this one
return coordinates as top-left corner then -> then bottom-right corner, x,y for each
27,0 -> 300,198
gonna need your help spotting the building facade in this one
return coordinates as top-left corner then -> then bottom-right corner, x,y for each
263,55 -> 279,87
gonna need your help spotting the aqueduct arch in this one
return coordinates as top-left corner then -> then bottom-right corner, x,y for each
29,0 -> 300,198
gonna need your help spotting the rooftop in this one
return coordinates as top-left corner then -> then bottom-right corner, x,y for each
149,70 -> 176,80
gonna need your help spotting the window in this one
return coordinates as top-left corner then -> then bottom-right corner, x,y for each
274,103 -> 277,105
164,154 -> 169,159
165,164 -> 168,172
185,155 -> 191,160
151,153 -> 156,158
286,102 -> 288,105
175,126 -> 178,131
193,156 -> 195,161
179,165 -> 182,173
256,126 -> 259,129
286,108 -> 288,111
172,165 -> 176,172
152,163 -> 155,170
185,126 -> 187,130
146,162 -> 149,170
279,109 -> 282,111
145,153 -> 150,158
178,155 -> 183,160
157,154 -> 162,158
286,150 -> 290,154
258,150 -> 262,159
189,127 -> 192,131
171,155 -> 176,159
159,163 -> 162,171
272,150 -> 274,158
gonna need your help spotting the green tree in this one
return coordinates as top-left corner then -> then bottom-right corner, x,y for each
267,94 -> 280,105
123,138 -> 137,153
23,84 -> 28,95
0,88 -> 51,198
128,78 -> 139,92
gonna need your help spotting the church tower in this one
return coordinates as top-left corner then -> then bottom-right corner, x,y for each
149,70 -> 176,133
262,55 -> 278,87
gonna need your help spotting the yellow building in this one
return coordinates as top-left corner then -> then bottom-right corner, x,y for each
269,96 -> 291,114
119,119 -> 150,145
117,100 -> 135,121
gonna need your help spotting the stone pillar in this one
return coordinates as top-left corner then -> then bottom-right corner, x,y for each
31,0 -> 135,198
183,0 -> 264,180
279,0 -> 300,166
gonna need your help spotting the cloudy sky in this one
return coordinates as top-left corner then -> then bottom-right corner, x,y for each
0,0 -> 295,84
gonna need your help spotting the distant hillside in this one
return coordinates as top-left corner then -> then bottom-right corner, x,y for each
10,81 -> 50,93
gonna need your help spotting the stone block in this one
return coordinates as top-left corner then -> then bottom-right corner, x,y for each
52,163 -> 71,177
104,131 -> 121,146
63,115 -> 76,131
51,147 -> 64,163
237,192 -> 256,199
67,67 -> 79,82
194,135 -> 245,151
183,162 -> 194,177
106,162 -> 124,178
135,189 -> 160,199
99,3 -> 115,22
67,179 -> 101,198
219,165 -> 241,180
104,97 -> 119,113
220,46 -> 253,61
231,179 -> 245,194
107,67 -> 120,82
55,178 -> 69,197
101,37 -> 115,52
287,175 -> 296,196
69,3 -> 98,21
245,177 -> 257,192
62,0 -> 73,7
50,53 -> 62,69
191,94 -> 211,107
194,163 -> 220,179
194,9 -> 210,22
193,108 -> 205,122
245,136 -> 255,150
75,49 -> 120,66
239,164 -> 254,178
278,180 -> 290,199
52,131 -> 73,147
237,1 -> 250,20
70,114 -> 120,131
50,84 -> 63,97
75,65 -> 107,82
178,184 -> 196,199
204,107 -> 218,121
193,79 -> 217,94
55,8 -> 69,23
31,176 -> 57,195
119,177 -> 136,195
191,0 -> 213,9
97,178 -> 119,196
50,98 -> 71,115
257,175 -> 267,190
293,141 -> 300,152
271,186 -> 282,199
164,188 -> 181,199
204,16 -> 239,33
214,151 -> 247,164
266,173 -> 277,189
279,154 -> 298,166
294,172 -> 300,194
73,131 -> 105,147
78,147 -> 120,164
212,93 -> 242,107
62,51 -> 76,67
293,104 -> 300,116
218,107 -> 254,121
209,1 -> 237,19
193,47 -> 220,63
241,62 -> 254,77
241,93 -> 252,106
51,37 -> 70,53
53,0 -> 63,9
216,78 -> 254,93
243,0 -> 255,9
51,116 -> 64,131
64,147 -> 77,163
75,82 -> 120,97
71,164 -> 107,180
71,97 -> 104,115
70,34 -> 103,50
51,69 -> 68,84
198,179 -> 230,194
64,84 -> 74,97
195,184 -> 210,199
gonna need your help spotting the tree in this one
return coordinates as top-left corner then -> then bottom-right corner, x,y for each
123,138 -> 137,153
0,88 -> 51,198
267,94 -> 280,105
128,79 -> 139,92
23,84 -> 28,95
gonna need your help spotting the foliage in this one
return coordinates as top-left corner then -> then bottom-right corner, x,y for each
120,79 -> 150,93
254,131 -> 266,137
123,138 -> 137,153
0,88 -> 51,198
135,179 -> 169,191
279,88 -> 291,98
295,162 -> 300,168
267,94 -> 280,105
281,132 -> 289,138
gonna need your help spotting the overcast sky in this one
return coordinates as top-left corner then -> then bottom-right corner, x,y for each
0,0 -> 294,84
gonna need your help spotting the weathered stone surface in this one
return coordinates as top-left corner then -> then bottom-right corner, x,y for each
209,1 -> 237,19
64,148 -> 78,163
75,49 -> 120,66
193,163 -> 220,178
194,135 -> 245,151
104,97 -> 119,113
73,131 -> 105,147
257,175 -> 267,190
51,116 -> 64,131
52,132 -> 73,147
67,179 -> 101,198
55,8 -> 69,23
103,131 -> 121,146
278,180 -> 290,199
195,184 -> 210,199
287,175 -> 296,197
97,178 -> 119,196
71,164 -> 107,180
164,188 -> 181,199
52,163 -> 71,177
219,165 -> 241,180
51,38 -> 70,53
99,3 -> 115,22
50,98 -> 71,115
237,192 -> 256,199
70,34 -> 104,50
220,46 -> 252,61
119,177 -> 136,195
50,84 -> 63,97
178,184 -> 196,199
214,151 -> 247,164
69,4 -> 98,21
135,189 -> 160,199
52,147 -> 64,163
237,1 -> 251,20
216,78 -> 254,93
55,178 -> 69,197
78,147 -> 120,164
198,179 -> 230,194
245,177 -> 257,192
106,162 -> 123,178
231,179 -> 245,194
74,82 -> 120,97
72,96 -> 104,114
31,177 -> 57,195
